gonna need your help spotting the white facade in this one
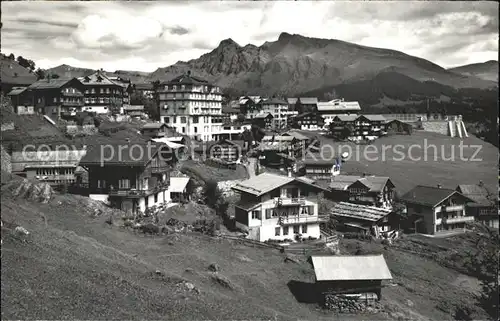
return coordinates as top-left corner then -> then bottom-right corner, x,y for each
217,123 -> 252,140
235,185 -> 322,242
90,189 -> 171,213
159,79 -> 224,141
83,106 -> 111,114
246,100 -> 294,129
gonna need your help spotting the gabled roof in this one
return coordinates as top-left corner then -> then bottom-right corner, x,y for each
161,73 -> 210,86
11,150 -> 87,172
333,115 -> 358,122
330,202 -> 392,222
253,113 -> 273,119
400,185 -> 473,207
232,172 -> 326,196
150,138 -> 185,149
361,115 -> 387,122
311,255 -> 392,281
352,176 -> 393,193
287,98 -> 298,105
232,173 -> 294,196
78,71 -> 122,87
282,130 -> 310,141
78,142 -> 161,166
303,154 -> 341,166
456,184 -> 494,206
329,175 -> 364,190
7,87 -> 28,96
28,78 -> 82,90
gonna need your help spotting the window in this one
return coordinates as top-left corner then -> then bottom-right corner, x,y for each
283,226 -> 289,235
119,179 -> 130,189
181,117 -> 187,124
275,227 -> 280,236
97,180 -> 106,189
194,127 -> 198,133
193,116 -> 199,123
265,209 -> 272,219
181,85 -> 185,90
300,206 -> 309,215
302,224 -> 308,234
154,193 -> 158,203
182,127 -> 186,133
293,225 -> 300,234
252,210 -> 261,219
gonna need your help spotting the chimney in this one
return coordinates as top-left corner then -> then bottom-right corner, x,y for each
362,173 -> 366,178
437,184 -> 442,189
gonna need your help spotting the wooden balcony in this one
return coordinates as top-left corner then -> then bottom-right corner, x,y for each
108,182 -> 169,198
275,197 -> 306,207
443,216 -> 474,224
278,215 -> 327,225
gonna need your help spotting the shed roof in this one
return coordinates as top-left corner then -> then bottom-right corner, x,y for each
261,98 -> 288,105
169,177 -> 190,193
150,138 -> 185,149
333,115 -> 359,122
361,115 -> 387,122
311,255 -> 392,281
400,185 -> 472,207
330,202 -> 392,222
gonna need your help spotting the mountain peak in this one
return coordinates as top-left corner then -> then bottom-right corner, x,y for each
278,32 -> 296,41
219,38 -> 240,48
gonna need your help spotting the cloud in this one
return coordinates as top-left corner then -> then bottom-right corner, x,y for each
1,1 -> 497,72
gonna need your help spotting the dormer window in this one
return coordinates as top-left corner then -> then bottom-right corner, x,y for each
97,76 -> 103,82
84,76 -> 90,82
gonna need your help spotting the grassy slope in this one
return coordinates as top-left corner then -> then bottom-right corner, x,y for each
2,171 -> 493,320
314,130 -> 498,195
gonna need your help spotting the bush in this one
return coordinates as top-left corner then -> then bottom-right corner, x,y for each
202,180 -> 228,218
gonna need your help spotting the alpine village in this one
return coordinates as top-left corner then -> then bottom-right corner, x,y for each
1,32 -> 498,321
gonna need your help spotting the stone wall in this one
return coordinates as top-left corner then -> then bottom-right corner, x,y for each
422,121 -> 449,135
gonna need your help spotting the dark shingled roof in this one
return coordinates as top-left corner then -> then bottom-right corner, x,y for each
400,185 -> 471,207
28,78 -> 81,90
261,98 -> 288,105
456,184 -> 494,206
79,142 -> 161,166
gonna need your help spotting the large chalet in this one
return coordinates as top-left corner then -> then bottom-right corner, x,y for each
78,70 -> 126,114
78,142 -> 171,214
231,173 -> 328,242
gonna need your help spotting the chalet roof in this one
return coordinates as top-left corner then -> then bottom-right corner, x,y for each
317,100 -> 361,112
169,177 -> 190,193
165,136 -> 184,143
11,150 -> 87,172
261,98 -> 288,105
362,115 -> 387,122
355,176 -> 392,193
287,98 -> 298,105
333,115 -> 358,122
232,172 -> 326,196
78,142 -> 160,166
161,73 -> 210,86
142,122 -> 166,130
232,173 -> 294,196
28,78 -> 81,90
330,202 -> 392,222
311,255 -> 392,281
282,130 -> 310,141
7,87 -> 27,96
329,175 -> 364,190
239,96 -> 261,104
456,184 -> 494,206
79,71 -> 122,87
400,185 -> 472,207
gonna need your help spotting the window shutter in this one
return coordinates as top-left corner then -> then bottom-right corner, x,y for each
265,209 -> 271,219
308,205 -> 314,215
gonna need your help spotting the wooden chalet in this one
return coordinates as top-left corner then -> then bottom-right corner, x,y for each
290,112 -> 325,131
456,183 -> 498,229
194,139 -> 248,163
7,87 -> 34,115
328,175 -> 395,209
79,70 -> 125,114
386,119 -> 413,135
252,113 -> 274,129
26,77 -> 85,118
400,185 -> 475,235
141,122 -> 169,138
78,142 -> 171,214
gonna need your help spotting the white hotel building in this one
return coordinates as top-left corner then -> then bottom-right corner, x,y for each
158,72 -> 224,141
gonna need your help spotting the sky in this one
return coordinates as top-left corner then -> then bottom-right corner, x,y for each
1,1 -> 498,72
